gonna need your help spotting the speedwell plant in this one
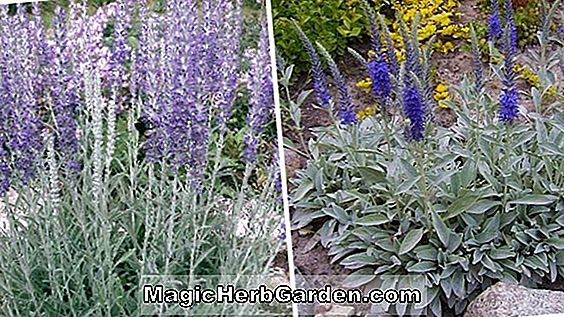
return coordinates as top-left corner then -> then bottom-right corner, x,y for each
288,0 -> 564,315
0,1 -> 286,316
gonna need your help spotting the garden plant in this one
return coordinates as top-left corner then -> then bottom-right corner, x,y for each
283,0 -> 564,315
0,0 -> 287,315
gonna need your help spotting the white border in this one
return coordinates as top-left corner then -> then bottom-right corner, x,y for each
264,0 -> 298,316
0,0 -> 47,4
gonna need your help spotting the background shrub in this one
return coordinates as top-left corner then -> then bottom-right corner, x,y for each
273,0 -> 384,74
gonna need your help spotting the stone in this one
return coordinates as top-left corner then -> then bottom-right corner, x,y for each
464,282 -> 564,317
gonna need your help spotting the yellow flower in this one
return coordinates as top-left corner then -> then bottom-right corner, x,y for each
356,105 -> 379,120
356,78 -> 372,90
434,83 -> 450,101
438,100 -> 450,109
436,83 -> 448,93
432,12 -> 452,26
441,41 -> 455,53
418,24 -> 437,41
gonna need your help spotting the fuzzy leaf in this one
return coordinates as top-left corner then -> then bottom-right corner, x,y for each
407,261 -> 435,273
510,195 -> 558,206
431,211 -> 450,248
357,166 -> 386,184
446,194 -> 480,219
467,200 -> 501,214
322,205 -> 350,224
399,228 -> 425,255
342,268 -> 375,288
356,213 -> 389,226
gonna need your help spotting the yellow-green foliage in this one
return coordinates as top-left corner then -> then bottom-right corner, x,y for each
389,0 -> 469,57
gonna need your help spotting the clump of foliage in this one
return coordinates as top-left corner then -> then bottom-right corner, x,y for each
287,0 -> 564,315
0,1 -> 286,315
273,0 -> 386,74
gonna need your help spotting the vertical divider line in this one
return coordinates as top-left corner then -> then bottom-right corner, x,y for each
264,1 -> 298,316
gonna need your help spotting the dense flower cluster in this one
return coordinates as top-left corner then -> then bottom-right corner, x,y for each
362,5 -> 392,104
135,0 -> 250,189
327,56 -> 358,125
389,0 -> 469,55
0,2 -> 135,196
297,24 -> 356,125
1,1 -> 262,195
368,59 -> 392,102
402,85 -> 426,141
0,6 -> 47,192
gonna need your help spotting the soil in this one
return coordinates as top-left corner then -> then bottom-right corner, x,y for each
291,231 -> 351,276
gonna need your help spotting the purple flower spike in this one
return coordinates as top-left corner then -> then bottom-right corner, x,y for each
331,65 -> 357,125
368,58 -> 392,102
488,0 -> 503,41
294,22 -> 332,107
498,0 -> 519,123
402,85 -> 425,141
503,0 -> 518,54
316,43 -> 357,125
499,87 -> 519,122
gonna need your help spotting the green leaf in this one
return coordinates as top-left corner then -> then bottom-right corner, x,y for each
407,261 -> 435,273
292,182 -> 314,202
459,160 -> 477,188
356,214 -> 389,226
322,205 -> 350,224
489,247 -> 516,260
342,268 -> 375,288
446,194 -> 480,219
414,245 -> 438,261
341,253 -> 377,268
432,211 -> 450,248
546,237 -> 564,250
510,195 -> 558,206
396,176 -> 421,194
399,228 -> 425,255
357,166 -> 386,183
467,200 -> 501,214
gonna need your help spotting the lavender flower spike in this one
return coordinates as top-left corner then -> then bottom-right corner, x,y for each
503,0 -> 518,55
498,87 -> 519,122
488,0 -> 503,41
377,13 -> 400,77
316,43 -> 357,125
360,0 -> 381,54
293,22 -> 332,107
470,24 -> 484,93
368,58 -> 392,102
402,84 -> 426,141
243,20 -> 274,164
498,18 -> 519,123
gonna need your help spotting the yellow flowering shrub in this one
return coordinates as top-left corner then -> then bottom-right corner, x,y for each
388,0 -> 469,57
355,0 -> 468,97
513,64 -> 558,97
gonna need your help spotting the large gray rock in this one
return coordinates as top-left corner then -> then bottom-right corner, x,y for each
464,282 -> 564,317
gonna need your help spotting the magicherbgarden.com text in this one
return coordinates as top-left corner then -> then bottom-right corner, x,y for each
142,284 -> 423,308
